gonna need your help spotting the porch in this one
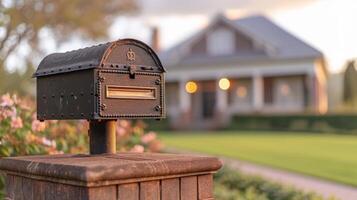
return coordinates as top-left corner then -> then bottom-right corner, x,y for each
166,74 -> 318,129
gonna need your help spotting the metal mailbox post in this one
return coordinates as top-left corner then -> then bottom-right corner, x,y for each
0,39 -> 222,200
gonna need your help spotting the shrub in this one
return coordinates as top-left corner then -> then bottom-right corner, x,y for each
146,115 -> 357,133
214,167 -> 337,200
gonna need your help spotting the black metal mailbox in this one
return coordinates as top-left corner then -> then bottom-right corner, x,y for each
34,39 -> 165,121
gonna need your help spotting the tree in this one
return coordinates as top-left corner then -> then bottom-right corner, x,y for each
0,0 -> 138,95
343,60 -> 357,107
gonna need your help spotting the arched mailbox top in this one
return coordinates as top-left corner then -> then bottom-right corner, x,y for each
34,38 -> 165,77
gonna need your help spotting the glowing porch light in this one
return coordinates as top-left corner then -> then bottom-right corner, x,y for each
185,81 -> 198,94
219,78 -> 230,90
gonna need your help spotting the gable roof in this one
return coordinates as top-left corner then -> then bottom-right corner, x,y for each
233,15 -> 322,59
159,14 -> 323,67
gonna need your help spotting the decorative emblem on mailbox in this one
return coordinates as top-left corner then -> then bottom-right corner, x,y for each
33,39 -> 166,121
126,48 -> 136,62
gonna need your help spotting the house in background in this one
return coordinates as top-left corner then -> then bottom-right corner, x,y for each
159,14 -> 328,129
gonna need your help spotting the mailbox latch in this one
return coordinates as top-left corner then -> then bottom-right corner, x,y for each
129,65 -> 136,79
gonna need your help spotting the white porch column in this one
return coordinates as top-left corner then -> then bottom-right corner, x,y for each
253,72 -> 263,111
179,79 -> 190,113
306,73 -> 317,112
216,80 -> 228,112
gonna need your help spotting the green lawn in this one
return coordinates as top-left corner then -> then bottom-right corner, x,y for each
159,131 -> 357,186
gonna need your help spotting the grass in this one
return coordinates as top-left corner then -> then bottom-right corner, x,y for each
159,131 -> 357,187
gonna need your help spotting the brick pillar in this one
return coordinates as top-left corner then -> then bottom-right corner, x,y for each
0,153 -> 222,200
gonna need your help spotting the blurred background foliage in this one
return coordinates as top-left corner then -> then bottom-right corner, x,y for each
343,60 -> 357,108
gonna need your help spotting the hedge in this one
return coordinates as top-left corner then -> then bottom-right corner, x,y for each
144,114 -> 357,133
227,114 -> 357,133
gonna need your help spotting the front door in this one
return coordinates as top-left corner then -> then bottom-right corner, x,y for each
202,91 -> 216,119
200,81 -> 216,119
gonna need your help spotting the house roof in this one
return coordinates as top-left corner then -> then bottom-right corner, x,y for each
233,15 -> 322,59
159,14 -> 323,68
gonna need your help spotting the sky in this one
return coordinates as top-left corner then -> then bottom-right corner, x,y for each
32,0 -> 357,74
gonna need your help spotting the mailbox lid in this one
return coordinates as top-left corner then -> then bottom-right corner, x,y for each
34,39 -> 165,77
97,70 -> 164,118
34,43 -> 111,77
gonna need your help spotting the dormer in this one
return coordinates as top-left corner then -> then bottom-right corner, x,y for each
207,27 -> 236,56
189,16 -> 261,57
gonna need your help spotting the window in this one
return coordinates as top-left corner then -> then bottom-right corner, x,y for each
228,79 -> 252,106
273,77 -> 304,108
236,86 -> 247,98
207,28 -> 235,55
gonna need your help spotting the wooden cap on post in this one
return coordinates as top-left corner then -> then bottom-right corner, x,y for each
0,153 -> 222,186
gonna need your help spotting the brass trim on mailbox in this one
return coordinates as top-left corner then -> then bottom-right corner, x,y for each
106,85 -> 156,100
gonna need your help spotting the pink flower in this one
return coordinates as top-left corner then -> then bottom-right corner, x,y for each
0,107 -> 16,119
0,94 -> 14,107
130,145 -> 144,153
32,120 -> 46,132
119,120 -> 130,128
116,127 -> 126,136
141,132 -> 157,144
41,137 -> 56,148
8,107 -> 17,117
11,117 -> 23,129
148,140 -> 163,152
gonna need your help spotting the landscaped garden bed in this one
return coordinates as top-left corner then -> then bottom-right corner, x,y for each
214,167 -> 333,200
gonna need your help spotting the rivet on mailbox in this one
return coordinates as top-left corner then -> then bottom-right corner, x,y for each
34,39 -> 166,154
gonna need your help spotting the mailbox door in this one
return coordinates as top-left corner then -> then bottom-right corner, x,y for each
98,70 -> 164,118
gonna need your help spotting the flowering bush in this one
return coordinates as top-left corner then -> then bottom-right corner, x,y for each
0,93 -> 162,197
0,94 -> 86,156
0,93 -> 162,156
117,120 -> 163,153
